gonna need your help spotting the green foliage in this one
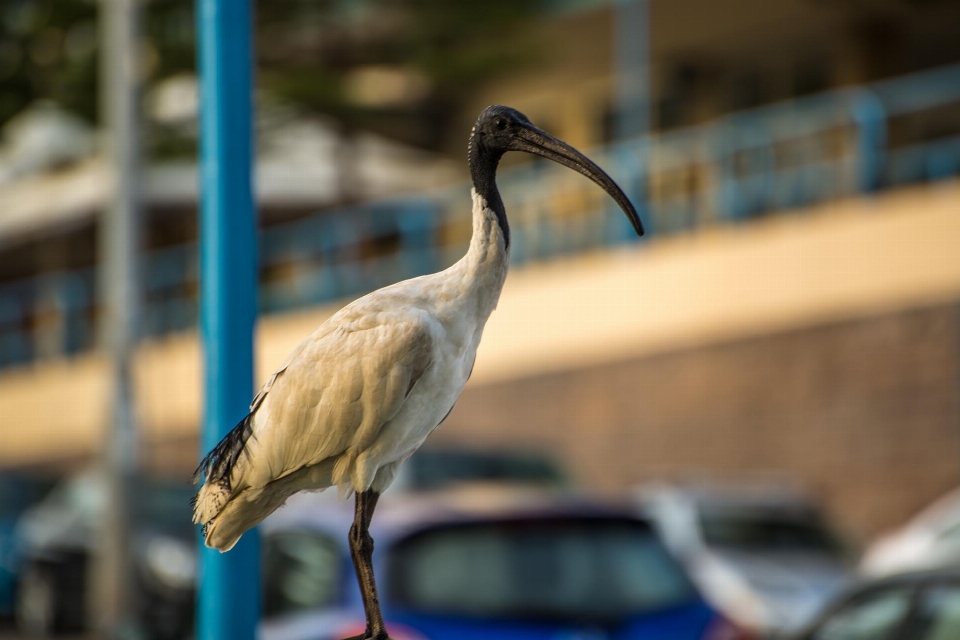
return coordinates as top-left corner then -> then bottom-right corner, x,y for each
0,0 -> 196,128
255,0 -> 548,148
0,0 -> 99,126
0,0 -> 547,153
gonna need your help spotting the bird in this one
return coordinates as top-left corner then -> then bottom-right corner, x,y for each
192,104 -> 644,640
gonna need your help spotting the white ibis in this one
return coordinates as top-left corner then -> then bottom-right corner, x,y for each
192,105 -> 644,640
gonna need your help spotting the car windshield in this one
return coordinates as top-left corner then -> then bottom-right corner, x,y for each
388,518 -> 697,622
699,509 -> 842,554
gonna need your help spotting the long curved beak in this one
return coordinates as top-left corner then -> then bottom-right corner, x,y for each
509,124 -> 645,236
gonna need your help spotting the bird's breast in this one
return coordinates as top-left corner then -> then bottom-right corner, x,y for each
374,330 -> 478,460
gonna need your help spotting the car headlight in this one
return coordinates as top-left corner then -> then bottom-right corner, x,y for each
143,536 -> 196,591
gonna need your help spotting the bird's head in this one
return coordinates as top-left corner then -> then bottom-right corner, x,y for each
469,105 -> 644,236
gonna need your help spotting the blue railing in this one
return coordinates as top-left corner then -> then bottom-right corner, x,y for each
2,63 -> 960,369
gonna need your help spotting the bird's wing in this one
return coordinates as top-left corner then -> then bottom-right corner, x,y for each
249,329 -> 316,413
191,325 -> 331,488
226,309 -> 435,494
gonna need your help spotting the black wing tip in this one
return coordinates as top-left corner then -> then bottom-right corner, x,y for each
191,457 -> 210,485
193,412 -> 256,489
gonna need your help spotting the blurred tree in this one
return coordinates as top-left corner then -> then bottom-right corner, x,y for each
256,0 -> 547,149
0,0 -> 547,156
0,0 -> 99,127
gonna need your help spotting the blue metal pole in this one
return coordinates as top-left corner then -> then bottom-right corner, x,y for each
196,1 -> 259,639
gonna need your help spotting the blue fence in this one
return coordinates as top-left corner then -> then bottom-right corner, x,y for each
2,63 -> 960,369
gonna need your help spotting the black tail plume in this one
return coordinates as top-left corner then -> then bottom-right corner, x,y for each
192,413 -> 256,488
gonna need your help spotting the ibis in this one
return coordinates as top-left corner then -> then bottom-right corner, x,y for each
192,105 -> 644,640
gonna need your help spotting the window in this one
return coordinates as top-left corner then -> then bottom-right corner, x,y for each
262,530 -> 342,618
699,510 -> 843,555
811,587 -> 912,640
388,518 -> 696,622
793,57 -> 828,98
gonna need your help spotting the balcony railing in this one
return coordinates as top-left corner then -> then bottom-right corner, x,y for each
2,63 -> 960,369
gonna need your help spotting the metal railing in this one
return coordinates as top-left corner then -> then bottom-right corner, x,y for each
2,63 -> 960,369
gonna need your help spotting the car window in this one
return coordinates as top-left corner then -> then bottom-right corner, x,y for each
700,510 -> 842,554
388,518 -> 697,622
405,450 -> 566,491
903,583 -> 960,640
810,587 -> 913,640
262,530 -> 342,618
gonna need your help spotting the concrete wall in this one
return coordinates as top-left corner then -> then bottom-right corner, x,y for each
439,301 -> 960,540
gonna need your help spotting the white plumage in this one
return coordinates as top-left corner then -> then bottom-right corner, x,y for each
193,189 -> 508,551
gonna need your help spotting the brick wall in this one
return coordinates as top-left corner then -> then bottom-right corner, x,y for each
438,302 -> 960,541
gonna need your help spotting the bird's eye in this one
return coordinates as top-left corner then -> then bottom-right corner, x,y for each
495,118 -> 507,130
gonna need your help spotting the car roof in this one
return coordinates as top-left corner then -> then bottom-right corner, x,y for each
262,485 -> 649,542
636,482 -> 823,515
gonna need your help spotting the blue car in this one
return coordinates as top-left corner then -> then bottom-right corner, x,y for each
259,488 -> 753,640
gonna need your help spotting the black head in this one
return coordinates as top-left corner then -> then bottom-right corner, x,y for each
468,105 -> 644,236
469,105 -> 535,157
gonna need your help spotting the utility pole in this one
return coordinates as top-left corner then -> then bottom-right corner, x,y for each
96,0 -> 141,637
611,0 -> 652,238
614,0 -> 651,141
196,1 -> 261,639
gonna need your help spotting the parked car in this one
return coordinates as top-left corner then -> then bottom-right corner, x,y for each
0,472 -> 55,619
861,486 -> 960,577
635,484 -> 854,636
786,569 -> 960,640
389,447 -> 567,492
14,468 -> 195,639
12,448 -> 564,638
261,486 -> 753,640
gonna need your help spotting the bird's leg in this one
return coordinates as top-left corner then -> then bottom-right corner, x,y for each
344,490 -> 391,640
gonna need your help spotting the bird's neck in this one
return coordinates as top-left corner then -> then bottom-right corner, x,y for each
437,139 -> 509,329
468,139 -> 509,249
448,189 -> 510,323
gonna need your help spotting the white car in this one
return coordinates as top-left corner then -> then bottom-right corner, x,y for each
635,484 -> 854,636
861,485 -> 960,577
